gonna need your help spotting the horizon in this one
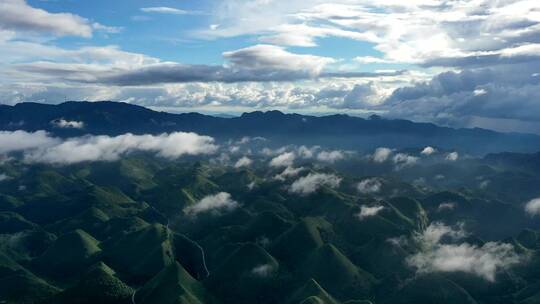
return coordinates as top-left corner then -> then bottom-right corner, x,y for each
4,99 -> 536,136
0,0 -> 539,134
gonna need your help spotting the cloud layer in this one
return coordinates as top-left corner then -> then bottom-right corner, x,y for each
0,130 -> 218,164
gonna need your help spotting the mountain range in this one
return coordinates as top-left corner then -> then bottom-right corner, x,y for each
1,101 -> 539,154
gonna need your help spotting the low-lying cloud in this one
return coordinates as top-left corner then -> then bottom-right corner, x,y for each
357,178 -> 382,194
51,119 -> 84,129
234,156 -> 253,168
406,222 -> 522,282
183,192 -> 239,216
525,198 -> 540,217
0,130 -> 218,164
356,205 -> 384,220
269,151 -> 295,168
289,173 -> 341,195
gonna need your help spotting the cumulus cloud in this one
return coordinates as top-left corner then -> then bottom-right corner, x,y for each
0,131 -> 218,164
525,198 -> 540,217
357,178 -> 382,194
0,173 -> 9,182
51,119 -> 84,129
421,146 -> 436,156
446,152 -> 459,161
372,147 -> 393,163
234,156 -> 253,168
183,192 -> 239,216
274,166 -> 305,181
0,0 -> 93,37
289,173 -> 341,195
316,150 -> 345,163
407,222 -> 522,282
356,205 -> 384,220
393,153 -> 419,169
269,152 -> 295,168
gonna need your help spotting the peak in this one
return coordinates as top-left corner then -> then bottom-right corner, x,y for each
241,110 -> 286,118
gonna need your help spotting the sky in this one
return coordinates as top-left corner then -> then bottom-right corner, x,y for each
0,0 -> 539,133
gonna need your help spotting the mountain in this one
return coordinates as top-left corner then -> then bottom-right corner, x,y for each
1,101 -> 539,154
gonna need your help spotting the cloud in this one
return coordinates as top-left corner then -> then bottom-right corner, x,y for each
356,205 -> 384,220
437,202 -> 456,212
421,146 -> 436,156
446,152 -> 459,161
289,173 -> 341,195
0,0 -> 92,37
6,131 -> 218,164
372,147 -> 393,163
407,222 -> 522,282
357,178 -> 382,194
183,192 -> 239,216
251,263 -> 276,277
316,150 -> 344,163
269,152 -> 295,168
525,198 -> 540,217
50,119 -> 84,129
0,173 -> 9,182
393,153 -> 419,168
234,156 -> 253,168
140,7 -> 197,15
0,130 -> 59,154
274,166 -> 304,181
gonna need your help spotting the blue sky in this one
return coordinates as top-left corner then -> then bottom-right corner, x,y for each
1,0 -> 540,133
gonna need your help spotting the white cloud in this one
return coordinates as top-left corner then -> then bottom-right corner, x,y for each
393,153 -> 419,168
0,173 -> 9,182
421,146 -> 436,156
274,166 -> 304,181
316,150 -> 344,163
183,192 -> 239,216
51,119 -> 84,129
21,132 -> 218,164
0,130 -> 59,154
223,44 -> 334,76
525,198 -> 540,217
474,88 -> 488,96
407,222 -> 522,282
357,178 -> 382,194
141,7 -> 195,15
437,202 -> 456,212
251,263 -> 276,277
289,173 -> 341,195
297,145 -> 318,159
446,152 -> 459,161
0,0 -> 93,37
234,156 -> 253,168
372,147 -> 393,163
356,205 -> 384,220
269,152 -> 295,168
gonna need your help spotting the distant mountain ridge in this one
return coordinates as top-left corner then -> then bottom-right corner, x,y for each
1,101 -> 539,154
